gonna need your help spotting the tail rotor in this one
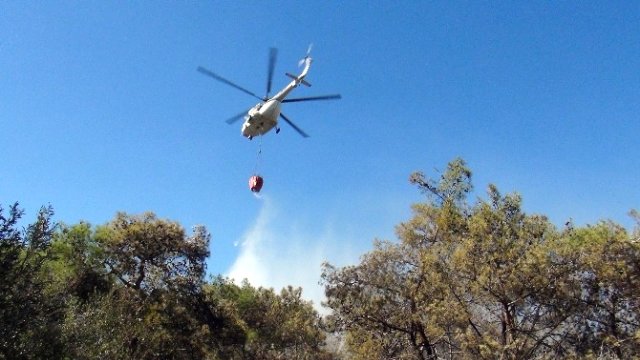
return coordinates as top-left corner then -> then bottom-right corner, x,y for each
298,43 -> 313,67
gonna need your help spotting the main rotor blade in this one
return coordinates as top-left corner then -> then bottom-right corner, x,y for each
266,47 -> 277,98
279,113 -> 309,138
225,110 -> 248,124
197,66 -> 262,101
282,94 -> 342,103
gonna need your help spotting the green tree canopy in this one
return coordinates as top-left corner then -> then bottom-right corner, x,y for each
3,158 -> 638,359
323,159 -> 640,359
204,276 -> 333,359
0,203 -> 63,359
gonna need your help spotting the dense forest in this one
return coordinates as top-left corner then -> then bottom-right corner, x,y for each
2,158 -> 638,359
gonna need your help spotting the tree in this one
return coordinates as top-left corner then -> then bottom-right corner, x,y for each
550,221 -> 640,358
96,212 -> 209,294
323,159 -> 477,359
322,159 -> 640,359
48,222 -> 111,301
59,212 -> 237,359
2,207 -> 336,359
0,203 -> 64,359
205,277 -> 333,359
448,185 -> 568,359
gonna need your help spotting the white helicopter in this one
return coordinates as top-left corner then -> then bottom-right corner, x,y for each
198,46 -> 341,139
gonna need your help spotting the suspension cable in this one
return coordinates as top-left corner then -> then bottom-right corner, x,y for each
253,135 -> 263,175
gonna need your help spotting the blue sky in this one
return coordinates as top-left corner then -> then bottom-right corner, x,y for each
2,2 -> 638,307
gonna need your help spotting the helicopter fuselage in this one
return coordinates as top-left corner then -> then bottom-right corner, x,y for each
240,58 -> 311,139
241,100 -> 282,138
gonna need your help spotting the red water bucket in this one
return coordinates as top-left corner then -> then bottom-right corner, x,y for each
249,175 -> 264,193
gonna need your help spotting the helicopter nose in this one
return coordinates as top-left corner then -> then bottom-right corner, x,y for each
241,118 -> 250,130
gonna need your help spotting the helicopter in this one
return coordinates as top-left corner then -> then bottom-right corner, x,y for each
197,46 -> 341,139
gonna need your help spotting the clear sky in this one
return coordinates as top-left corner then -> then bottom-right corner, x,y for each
2,1 -> 638,308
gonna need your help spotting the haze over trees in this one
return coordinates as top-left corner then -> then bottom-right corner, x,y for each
2,158 -> 638,359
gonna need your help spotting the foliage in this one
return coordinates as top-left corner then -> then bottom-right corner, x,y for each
323,158 -> 640,359
0,203 -> 64,359
2,157 -> 638,359
95,212 -> 210,295
205,277 -> 334,359
55,212 -> 240,359
1,206 -> 334,359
